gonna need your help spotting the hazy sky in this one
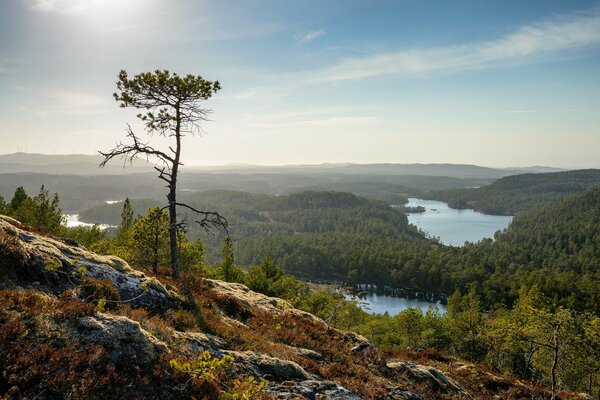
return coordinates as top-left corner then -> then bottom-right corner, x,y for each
1,0 -> 599,168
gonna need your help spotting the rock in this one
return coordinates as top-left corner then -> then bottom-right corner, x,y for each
386,386 -> 423,400
173,331 -> 226,354
205,279 -> 324,324
76,313 -> 167,364
224,350 -> 311,382
387,361 -> 472,398
268,379 -> 361,400
0,215 -> 181,311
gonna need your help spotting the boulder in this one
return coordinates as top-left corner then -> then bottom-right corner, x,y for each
387,361 -> 472,398
224,350 -> 311,382
0,215 -> 181,311
268,379 -> 361,400
76,313 -> 167,364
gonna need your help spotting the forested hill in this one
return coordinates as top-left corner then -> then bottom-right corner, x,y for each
407,187 -> 600,313
496,185 -> 600,274
232,188 -> 600,313
428,169 -> 600,215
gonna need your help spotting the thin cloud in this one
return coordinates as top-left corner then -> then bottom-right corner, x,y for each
250,116 -> 378,129
295,29 -> 326,44
507,110 -> 538,114
314,9 -> 600,81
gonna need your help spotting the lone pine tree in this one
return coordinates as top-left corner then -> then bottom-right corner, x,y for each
100,70 -> 227,278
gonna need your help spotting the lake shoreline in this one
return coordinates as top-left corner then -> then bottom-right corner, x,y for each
404,198 -> 513,247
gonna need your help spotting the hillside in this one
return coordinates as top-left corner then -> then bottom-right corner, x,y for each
79,191 -> 428,280
0,214 -> 566,400
74,187 -> 600,313
429,169 -> 600,215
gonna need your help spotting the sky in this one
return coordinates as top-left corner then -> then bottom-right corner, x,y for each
0,0 -> 599,168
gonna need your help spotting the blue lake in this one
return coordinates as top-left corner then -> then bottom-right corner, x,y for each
346,290 -> 447,316
404,198 -> 513,246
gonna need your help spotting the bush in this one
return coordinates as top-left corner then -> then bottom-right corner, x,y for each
81,277 -> 121,309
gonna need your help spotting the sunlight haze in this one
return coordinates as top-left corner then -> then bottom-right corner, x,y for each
1,0 -> 599,168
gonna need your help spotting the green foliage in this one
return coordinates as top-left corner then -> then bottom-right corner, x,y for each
446,287 -> 486,360
5,186 -> 64,234
62,225 -> 107,248
221,376 -> 268,400
119,197 -> 134,239
130,207 -> 170,273
179,234 -> 207,273
169,351 -> 267,399
246,256 -> 285,297
485,286 -> 600,397
430,169 -> 600,215
218,237 -> 244,283
43,258 -> 61,271
169,351 -> 233,382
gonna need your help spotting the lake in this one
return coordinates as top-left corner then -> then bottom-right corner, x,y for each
345,285 -> 446,315
64,214 -> 114,230
404,198 -> 512,246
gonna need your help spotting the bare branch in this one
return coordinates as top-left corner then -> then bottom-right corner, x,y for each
174,202 -> 229,235
99,125 -> 176,168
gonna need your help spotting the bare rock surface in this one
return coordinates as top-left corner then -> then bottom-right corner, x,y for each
224,350 -> 312,381
76,313 -> 168,364
388,361 -> 472,398
0,215 -> 180,310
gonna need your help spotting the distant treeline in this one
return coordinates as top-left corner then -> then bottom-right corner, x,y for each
428,169 -> 600,215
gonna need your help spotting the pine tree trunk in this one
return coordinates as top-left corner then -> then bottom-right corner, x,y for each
551,330 -> 559,400
168,188 -> 179,279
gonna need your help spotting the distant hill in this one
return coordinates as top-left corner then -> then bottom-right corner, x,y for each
189,162 -> 564,179
429,169 -> 600,215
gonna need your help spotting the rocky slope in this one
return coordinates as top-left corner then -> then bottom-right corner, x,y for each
0,215 -> 576,399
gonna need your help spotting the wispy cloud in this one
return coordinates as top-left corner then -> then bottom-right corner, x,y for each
507,110 -> 538,114
314,9 -> 600,81
295,29 -> 326,44
18,89 -> 111,118
250,116 -> 378,129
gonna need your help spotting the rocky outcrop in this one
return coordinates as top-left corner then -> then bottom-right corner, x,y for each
224,350 -> 312,381
0,215 -> 480,400
269,379 -> 362,399
388,361 -> 472,399
76,313 -> 168,364
0,215 -> 180,310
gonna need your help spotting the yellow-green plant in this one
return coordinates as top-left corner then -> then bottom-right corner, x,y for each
170,351 -> 234,383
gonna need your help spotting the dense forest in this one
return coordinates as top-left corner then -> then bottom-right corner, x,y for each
429,169 -> 600,215
73,187 -> 600,314
234,189 -> 600,313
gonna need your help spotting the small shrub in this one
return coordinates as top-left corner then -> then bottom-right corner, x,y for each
81,277 -> 121,310
170,350 -> 234,382
166,309 -> 198,331
222,376 -> 269,400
